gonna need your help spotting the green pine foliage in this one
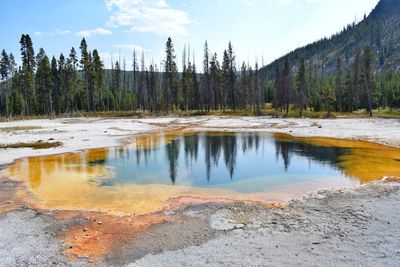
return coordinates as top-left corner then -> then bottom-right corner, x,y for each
0,0 -> 399,118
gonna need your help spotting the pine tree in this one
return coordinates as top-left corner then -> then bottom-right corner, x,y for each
137,51 -> 147,111
20,34 -> 36,114
209,53 -> 221,110
35,48 -> 53,115
57,53 -> 66,114
282,57 -> 292,116
202,40 -> 211,111
92,49 -> 105,111
322,81 -> 335,118
351,49 -> 361,112
335,57 -> 343,112
343,70 -> 353,112
0,50 -> 11,115
148,62 -> 157,113
132,50 -> 138,105
79,38 -> 94,112
51,56 -> 61,114
296,58 -> 307,116
191,60 -> 200,111
221,50 -> 229,111
254,63 -> 261,115
362,46 -> 375,117
64,47 -> 78,113
111,61 -> 121,110
163,37 -> 178,111
274,63 -> 284,111
227,42 -> 236,110
0,50 -> 10,80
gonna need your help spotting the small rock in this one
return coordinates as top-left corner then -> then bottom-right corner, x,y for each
98,221 -> 102,225
83,228 -> 88,232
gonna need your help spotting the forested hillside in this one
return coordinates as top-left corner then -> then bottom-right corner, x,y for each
262,0 -> 400,77
0,0 -> 399,118
264,0 -> 400,115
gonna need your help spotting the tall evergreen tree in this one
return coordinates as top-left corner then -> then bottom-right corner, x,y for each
221,50 -> 230,111
343,70 -> 353,112
202,40 -> 211,111
51,56 -> 61,114
240,62 -> 248,108
35,48 -> 53,115
227,42 -> 236,110
64,47 -> 78,112
282,57 -> 292,116
0,50 -> 11,115
296,58 -> 307,116
79,38 -> 94,112
92,49 -> 105,111
335,57 -> 343,112
351,49 -> 361,112
163,37 -> 178,111
191,60 -> 200,111
20,34 -> 36,114
111,61 -> 121,110
362,46 -> 375,117
254,63 -> 261,115
210,53 -> 221,110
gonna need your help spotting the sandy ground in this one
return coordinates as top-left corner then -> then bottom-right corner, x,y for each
131,183 -> 400,267
1,116 -> 400,266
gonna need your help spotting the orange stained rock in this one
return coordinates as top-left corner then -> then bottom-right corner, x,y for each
384,176 -> 400,182
58,210 -> 173,261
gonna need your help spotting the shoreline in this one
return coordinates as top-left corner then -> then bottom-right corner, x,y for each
0,116 -> 399,167
1,116 -> 400,266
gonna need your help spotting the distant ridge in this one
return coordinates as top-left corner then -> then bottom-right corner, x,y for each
261,0 -> 400,79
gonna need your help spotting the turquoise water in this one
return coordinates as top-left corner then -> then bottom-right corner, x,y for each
93,132 -> 352,193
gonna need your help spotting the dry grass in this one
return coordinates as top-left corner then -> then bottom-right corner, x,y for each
0,126 -> 42,132
0,141 -> 62,149
0,106 -> 399,121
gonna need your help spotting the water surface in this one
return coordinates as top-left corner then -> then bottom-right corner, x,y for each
97,132 -> 352,193
5,131 -> 400,215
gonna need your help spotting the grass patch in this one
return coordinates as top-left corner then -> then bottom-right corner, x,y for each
1,106 -> 399,120
0,141 -> 63,149
372,108 -> 400,118
0,126 -> 42,132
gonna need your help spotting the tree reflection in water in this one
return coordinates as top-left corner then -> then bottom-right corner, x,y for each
121,132 -> 350,186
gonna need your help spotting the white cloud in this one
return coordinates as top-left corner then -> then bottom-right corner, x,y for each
34,29 -> 70,37
113,44 -> 149,52
75,27 -> 113,37
105,0 -> 192,36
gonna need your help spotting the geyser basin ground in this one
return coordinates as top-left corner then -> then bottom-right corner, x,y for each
4,131 -> 400,215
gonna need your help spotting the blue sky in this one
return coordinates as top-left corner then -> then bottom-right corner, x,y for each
1,0 -> 379,69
